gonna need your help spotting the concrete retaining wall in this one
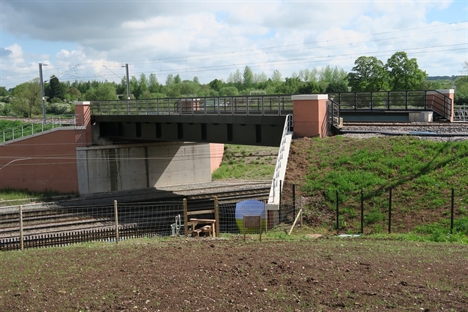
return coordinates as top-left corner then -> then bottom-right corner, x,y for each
77,142 -> 213,194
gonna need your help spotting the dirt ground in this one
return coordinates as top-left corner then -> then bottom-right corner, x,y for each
1,237 -> 467,311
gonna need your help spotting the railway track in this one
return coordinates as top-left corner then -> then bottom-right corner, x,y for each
0,184 -> 270,241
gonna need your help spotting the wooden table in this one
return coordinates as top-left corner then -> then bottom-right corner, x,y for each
188,218 -> 217,237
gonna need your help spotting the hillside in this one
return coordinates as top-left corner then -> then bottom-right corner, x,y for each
283,134 -> 468,236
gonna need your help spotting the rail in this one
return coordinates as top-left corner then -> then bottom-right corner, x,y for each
328,90 -> 453,120
0,115 -> 80,144
90,95 -> 294,116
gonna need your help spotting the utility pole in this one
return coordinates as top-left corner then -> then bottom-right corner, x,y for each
122,63 -> 130,114
39,63 -> 47,124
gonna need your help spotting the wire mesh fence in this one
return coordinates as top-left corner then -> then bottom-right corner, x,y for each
0,197 -> 288,250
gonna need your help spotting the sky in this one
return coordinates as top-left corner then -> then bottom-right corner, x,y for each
0,0 -> 467,90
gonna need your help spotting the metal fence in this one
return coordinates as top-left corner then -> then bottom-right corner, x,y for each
0,197 -> 280,251
90,95 -> 294,117
0,115 -> 79,144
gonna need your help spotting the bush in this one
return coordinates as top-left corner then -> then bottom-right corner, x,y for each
46,102 -> 73,115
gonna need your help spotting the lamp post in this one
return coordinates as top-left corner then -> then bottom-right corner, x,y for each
39,63 -> 47,124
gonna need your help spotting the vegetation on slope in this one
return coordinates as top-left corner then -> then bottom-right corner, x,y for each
284,136 -> 468,240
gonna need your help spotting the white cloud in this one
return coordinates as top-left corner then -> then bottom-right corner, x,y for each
0,0 -> 466,88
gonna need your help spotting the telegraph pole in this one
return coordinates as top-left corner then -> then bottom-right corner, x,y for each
122,63 -> 130,114
39,63 -> 47,124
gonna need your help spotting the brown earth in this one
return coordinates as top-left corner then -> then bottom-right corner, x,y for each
0,237 -> 467,311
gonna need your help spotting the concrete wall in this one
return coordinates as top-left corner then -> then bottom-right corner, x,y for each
77,142 -> 213,194
0,128 -> 86,193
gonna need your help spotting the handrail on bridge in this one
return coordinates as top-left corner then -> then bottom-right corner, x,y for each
328,90 -> 453,121
90,95 -> 294,117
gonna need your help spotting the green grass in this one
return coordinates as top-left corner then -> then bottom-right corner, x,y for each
294,136 -> 468,238
0,189 -> 74,206
212,144 -> 277,180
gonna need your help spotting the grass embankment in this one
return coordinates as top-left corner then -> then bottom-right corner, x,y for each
212,144 -> 278,180
286,136 -> 468,242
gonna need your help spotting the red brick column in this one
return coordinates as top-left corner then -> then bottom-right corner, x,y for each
74,102 -> 92,146
292,94 -> 329,138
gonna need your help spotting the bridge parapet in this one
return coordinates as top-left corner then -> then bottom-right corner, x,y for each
90,95 -> 293,117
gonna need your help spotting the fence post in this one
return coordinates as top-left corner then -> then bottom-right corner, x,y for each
450,188 -> 455,234
336,190 -> 339,234
214,196 -> 220,237
292,184 -> 296,218
114,200 -> 119,244
183,198 -> 188,237
388,188 -> 392,234
19,205 -> 24,251
360,189 -> 364,234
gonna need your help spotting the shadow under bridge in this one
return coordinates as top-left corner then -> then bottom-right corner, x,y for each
90,95 -> 293,146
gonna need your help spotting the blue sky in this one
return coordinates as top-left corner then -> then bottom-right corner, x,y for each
0,0 -> 467,89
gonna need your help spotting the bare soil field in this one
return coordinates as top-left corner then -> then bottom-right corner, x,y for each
1,236 -> 467,311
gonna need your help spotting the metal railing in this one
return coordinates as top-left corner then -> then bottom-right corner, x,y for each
267,114 -> 294,210
327,99 -> 341,128
454,105 -> 468,122
328,90 -> 453,120
1,115 -> 80,144
90,95 -> 294,117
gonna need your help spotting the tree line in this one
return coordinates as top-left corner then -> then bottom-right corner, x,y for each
0,51 -> 462,118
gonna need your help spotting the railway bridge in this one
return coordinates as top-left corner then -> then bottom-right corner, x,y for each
0,89 -> 456,199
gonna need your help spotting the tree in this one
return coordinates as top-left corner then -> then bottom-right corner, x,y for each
319,65 -> 347,84
271,70 -> 282,84
347,56 -> 388,92
179,81 -> 200,96
325,81 -> 349,93
165,74 -> 174,87
130,76 -> 139,98
136,73 -> 149,99
65,87 -> 81,101
193,76 -> 200,84
48,75 -> 65,101
219,86 -> 239,96
85,83 -> 117,101
0,86 -> 8,96
276,77 -> 302,94
174,74 -> 181,84
253,72 -> 267,84
148,73 -> 159,93
385,51 -> 427,91
10,79 -> 42,117
227,69 -> 243,89
209,79 -> 224,92
243,66 -> 254,89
